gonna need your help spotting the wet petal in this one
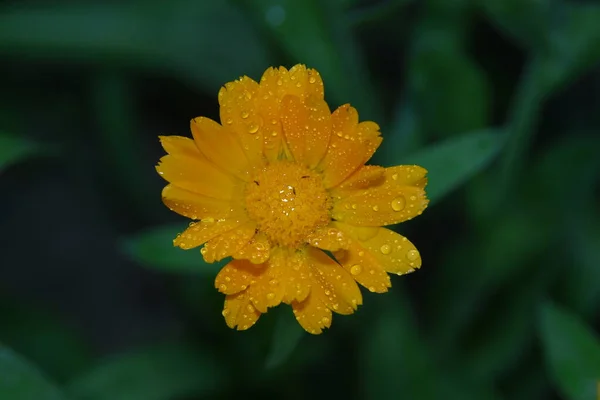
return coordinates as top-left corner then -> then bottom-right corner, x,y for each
173,217 -> 248,250
268,248 -> 311,304
156,136 -> 239,199
215,259 -> 266,295
232,232 -> 271,264
335,224 -> 421,275
222,290 -> 261,331
218,77 -> 265,167
292,291 -> 332,335
307,248 -> 363,315
319,105 -> 382,188
333,165 -> 385,193
332,165 -> 429,226
247,263 -> 286,313
201,221 -> 257,263
306,225 -> 351,252
332,233 -> 391,293
161,184 -> 236,220
190,117 -> 250,180
256,65 -> 324,161
280,94 -> 331,167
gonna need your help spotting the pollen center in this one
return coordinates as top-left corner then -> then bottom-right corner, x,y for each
245,161 -> 331,248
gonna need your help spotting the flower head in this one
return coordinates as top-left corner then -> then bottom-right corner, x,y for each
156,64 -> 428,334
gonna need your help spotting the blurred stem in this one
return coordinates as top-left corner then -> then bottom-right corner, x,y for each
497,57 -> 547,203
92,71 -> 158,221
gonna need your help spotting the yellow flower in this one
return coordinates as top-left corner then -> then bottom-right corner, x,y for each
156,65 -> 428,334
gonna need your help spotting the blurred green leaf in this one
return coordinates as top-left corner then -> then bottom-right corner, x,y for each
123,224 -> 226,275
245,0 -> 380,120
265,308 -> 305,369
67,342 -> 223,400
479,0 -> 551,48
0,301 -> 92,383
363,294 -> 500,400
540,302 -> 600,400
402,129 -> 504,204
0,344 -> 66,400
0,1 -> 271,91
0,134 -> 43,171
410,33 -> 490,138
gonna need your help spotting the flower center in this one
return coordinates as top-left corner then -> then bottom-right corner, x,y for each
245,161 -> 331,248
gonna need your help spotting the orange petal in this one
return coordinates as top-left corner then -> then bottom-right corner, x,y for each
306,225 -> 351,252
156,136 -> 239,199
246,263 -> 286,313
333,165 -> 386,194
307,248 -> 363,315
280,94 -> 331,167
269,248 -> 311,304
190,117 -> 250,180
332,235 -> 391,293
335,224 -> 422,275
218,77 -> 265,167
222,290 -> 261,331
161,184 -> 235,220
201,221 -> 257,263
232,233 -> 271,264
215,259 -> 266,295
292,292 -> 332,335
256,65 -> 325,161
331,165 -> 429,226
173,217 -> 248,250
319,105 -> 382,188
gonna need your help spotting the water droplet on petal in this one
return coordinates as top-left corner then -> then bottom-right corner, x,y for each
368,286 -> 376,292
407,249 -> 420,261
380,244 -> 391,255
372,205 -> 379,211
321,316 -> 330,325
248,124 -> 259,134
247,304 -> 255,313
222,309 -> 230,317
219,284 -> 227,292
350,264 -> 362,275
391,196 -> 406,211
267,292 -> 275,300
241,111 -> 250,119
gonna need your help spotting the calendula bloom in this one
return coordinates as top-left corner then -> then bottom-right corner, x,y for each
156,64 -> 428,334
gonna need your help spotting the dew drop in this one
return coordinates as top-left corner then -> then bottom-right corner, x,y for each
222,309 -> 230,317
241,111 -> 250,119
266,292 -> 275,300
309,76 -> 316,84
219,284 -> 227,292
391,196 -> 406,211
351,204 -> 358,210
321,316 -> 330,325
358,251 -> 365,257
247,304 -> 255,313
392,173 -> 398,180
368,286 -> 376,292
248,124 -> 259,134
380,244 -> 391,255
226,118 -> 233,125
350,264 -> 362,275
372,205 -> 379,212
406,249 -> 420,261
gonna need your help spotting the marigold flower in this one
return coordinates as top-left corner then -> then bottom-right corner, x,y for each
156,65 -> 428,334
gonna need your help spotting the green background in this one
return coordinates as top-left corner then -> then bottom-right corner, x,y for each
1,0 -> 599,399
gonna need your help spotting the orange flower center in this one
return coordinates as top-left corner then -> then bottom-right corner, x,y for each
244,161 -> 331,248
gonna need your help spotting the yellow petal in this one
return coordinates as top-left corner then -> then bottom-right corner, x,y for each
190,117 -> 250,180
246,262 -> 286,313
306,225 -> 351,252
256,65 -> 325,161
232,233 -> 271,264
270,248 -> 311,304
292,292 -> 332,335
161,184 -> 235,220
222,290 -> 261,331
332,235 -> 391,293
218,77 -> 265,167
173,217 -> 248,250
215,259 -> 266,295
201,221 -> 257,263
335,224 -> 421,275
156,136 -> 239,199
307,247 -> 363,315
280,94 -> 331,167
332,165 -> 429,226
319,105 -> 382,188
